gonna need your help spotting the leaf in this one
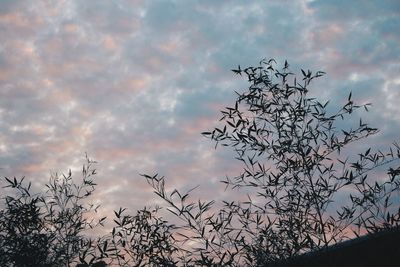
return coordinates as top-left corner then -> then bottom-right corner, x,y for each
231,65 -> 242,75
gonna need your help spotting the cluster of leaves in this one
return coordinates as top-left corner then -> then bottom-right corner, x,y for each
1,59 -> 399,266
106,206 -> 177,266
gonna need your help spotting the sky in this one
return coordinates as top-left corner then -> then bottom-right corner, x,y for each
0,0 -> 399,219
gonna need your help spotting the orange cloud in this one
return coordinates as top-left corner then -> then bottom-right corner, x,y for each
63,23 -> 79,33
0,12 -> 31,28
0,11 -> 43,37
310,23 -> 344,47
94,148 -> 137,161
103,35 -> 118,51
123,77 -> 149,92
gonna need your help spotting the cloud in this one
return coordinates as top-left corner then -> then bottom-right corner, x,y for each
309,0 -> 400,20
0,0 -> 399,219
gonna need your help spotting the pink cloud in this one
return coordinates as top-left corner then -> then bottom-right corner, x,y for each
102,35 -> 119,51
310,23 -> 345,47
0,11 -> 43,33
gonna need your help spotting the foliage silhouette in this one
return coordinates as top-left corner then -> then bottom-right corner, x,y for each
144,59 -> 400,265
105,206 -> 177,266
0,157 -> 177,266
1,59 -> 399,266
0,156 -> 106,267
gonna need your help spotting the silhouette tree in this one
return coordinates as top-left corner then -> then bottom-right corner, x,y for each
0,156 -> 106,267
0,157 -> 177,266
0,177 -> 51,266
144,59 -> 400,265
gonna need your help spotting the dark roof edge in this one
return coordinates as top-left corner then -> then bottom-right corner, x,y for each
268,225 -> 400,267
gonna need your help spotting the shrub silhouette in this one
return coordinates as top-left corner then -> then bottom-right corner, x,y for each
144,59 -> 400,265
0,158 -> 177,266
0,157 -> 106,267
1,59 -> 399,266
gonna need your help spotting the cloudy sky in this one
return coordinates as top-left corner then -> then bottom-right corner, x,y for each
0,0 -> 399,217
